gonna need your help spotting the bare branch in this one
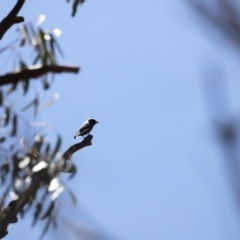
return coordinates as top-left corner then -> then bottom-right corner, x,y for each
0,135 -> 93,238
62,134 -> 93,161
0,0 -> 25,40
0,64 -> 80,86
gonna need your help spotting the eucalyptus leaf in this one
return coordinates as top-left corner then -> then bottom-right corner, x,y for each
51,34 -> 64,57
21,99 -> 35,112
21,24 -> 31,44
45,143 -> 51,154
39,216 -> 51,239
72,0 -> 85,17
3,108 -> 10,126
11,114 -> 17,136
32,53 -> 40,65
32,202 -> 43,227
40,201 -> 55,220
0,90 -> 3,106
68,189 -> 77,207
51,135 -> 62,159
21,79 -> 29,95
7,82 -> 18,94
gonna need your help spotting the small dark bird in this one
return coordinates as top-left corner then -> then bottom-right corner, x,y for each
74,118 -> 98,139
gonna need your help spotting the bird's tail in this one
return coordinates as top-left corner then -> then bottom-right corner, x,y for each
73,135 -> 77,139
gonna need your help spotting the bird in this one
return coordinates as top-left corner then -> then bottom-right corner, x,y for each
74,118 -> 98,139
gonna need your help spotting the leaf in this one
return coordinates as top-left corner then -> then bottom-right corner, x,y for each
38,100 -> 54,113
21,24 -> 31,44
52,214 -> 58,229
45,143 -> 51,154
29,23 -> 41,53
7,82 -> 18,94
19,208 -> 25,219
34,96 -> 39,117
32,134 -> 43,153
1,161 -> 9,173
21,79 -> 29,95
21,96 -> 39,117
19,38 -> 26,47
49,34 -> 55,55
38,28 -> 50,65
68,164 -> 77,179
21,99 -> 35,111
51,135 -> 61,159
19,61 -> 27,70
39,53 -> 46,65
47,51 -> 55,65
51,34 -> 64,57
3,108 -> 10,126
42,78 -> 50,90
39,216 -> 51,239
68,189 -> 77,207
38,28 -> 47,52
10,114 -> 17,137
72,0 -> 85,17
40,201 -> 55,220
51,204 -> 61,229
32,53 -> 40,65
18,61 -> 30,95
1,162 -> 10,184
32,202 -> 42,227
0,90 -> 3,106
0,186 -> 10,210
11,154 -> 21,181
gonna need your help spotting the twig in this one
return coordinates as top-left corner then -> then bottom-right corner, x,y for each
0,0 -> 25,40
0,64 -> 80,86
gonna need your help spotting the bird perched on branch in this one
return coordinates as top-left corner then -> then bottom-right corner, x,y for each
74,118 -> 98,139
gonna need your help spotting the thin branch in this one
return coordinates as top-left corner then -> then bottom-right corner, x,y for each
0,135 -> 93,238
0,0 -> 25,40
62,134 -> 93,161
0,64 -> 80,86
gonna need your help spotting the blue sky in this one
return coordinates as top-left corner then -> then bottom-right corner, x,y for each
1,0 -> 240,239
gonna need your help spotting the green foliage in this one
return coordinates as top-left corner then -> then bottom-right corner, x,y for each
10,114 -> 17,136
51,135 -> 62,159
0,17 -> 78,238
0,0 -> 88,236
68,189 -> 77,207
0,91 -> 3,106
19,22 -> 63,68
66,0 -> 85,17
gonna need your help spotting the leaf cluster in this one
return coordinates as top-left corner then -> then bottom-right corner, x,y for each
0,19 -> 78,238
66,0 -> 85,17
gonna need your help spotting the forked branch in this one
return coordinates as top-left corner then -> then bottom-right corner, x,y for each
0,0 -> 25,40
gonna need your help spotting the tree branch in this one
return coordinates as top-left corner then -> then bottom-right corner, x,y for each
62,134 -> 93,161
0,0 -> 25,40
0,135 -> 93,238
0,64 -> 80,86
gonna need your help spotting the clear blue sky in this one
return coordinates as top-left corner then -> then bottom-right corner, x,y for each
1,0 -> 240,239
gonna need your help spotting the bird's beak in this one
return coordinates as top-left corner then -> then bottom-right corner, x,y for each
96,121 -> 99,124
